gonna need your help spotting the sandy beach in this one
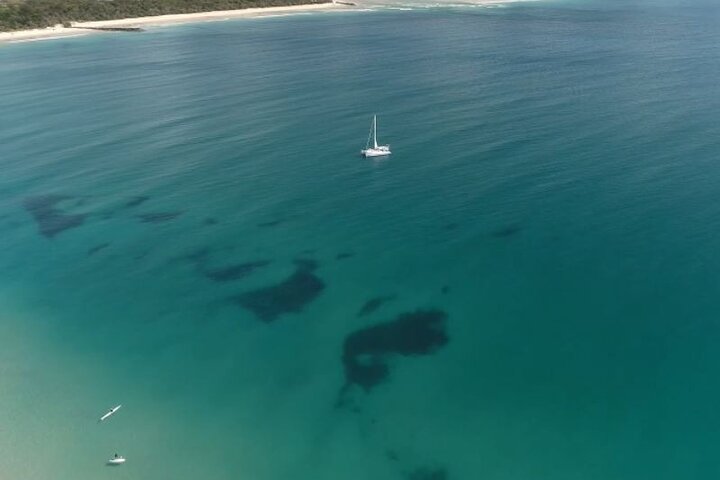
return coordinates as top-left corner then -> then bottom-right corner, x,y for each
0,3 -> 343,44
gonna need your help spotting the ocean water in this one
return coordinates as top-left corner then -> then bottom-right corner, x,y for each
2,1 -> 720,478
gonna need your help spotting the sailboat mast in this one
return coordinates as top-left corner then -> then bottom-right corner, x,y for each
373,115 -> 378,149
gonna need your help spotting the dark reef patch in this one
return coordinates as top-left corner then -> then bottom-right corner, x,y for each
88,243 -> 110,256
293,258 -> 319,272
341,309 -> 448,392
23,195 -> 87,238
137,212 -> 182,224
491,224 -> 521,238
385,450 -> 400,462
203,217 -> 218,226
181,246 -> 211,264
125,196 -> 149,208
357,295 -> 395,317
441,285 -> 450,295
336,252 -> 355,260
258,219 -> 283,228
444,222 -> 459,231
407,467 -> 447,480
204,260 -> 270,282
233,261 -> 324,322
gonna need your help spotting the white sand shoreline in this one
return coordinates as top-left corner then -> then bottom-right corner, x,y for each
0,3 -> 343,44
0,0 -> 530,45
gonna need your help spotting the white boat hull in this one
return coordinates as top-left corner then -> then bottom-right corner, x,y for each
361,146 -> 391,157
107,458 -> 126,465
99,404 -> 122,422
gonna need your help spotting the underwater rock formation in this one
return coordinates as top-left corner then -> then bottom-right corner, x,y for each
357,295 -> 395,317
136,212 -> 183,223
342,309 -> 448,391
233,260 -> 324,322
23,195 -> 86,238
204,260 -> 271,282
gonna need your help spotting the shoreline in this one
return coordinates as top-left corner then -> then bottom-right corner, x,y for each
0,3 -> 344,44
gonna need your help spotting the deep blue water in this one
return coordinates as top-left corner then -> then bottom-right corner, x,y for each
2,1 -> 720,478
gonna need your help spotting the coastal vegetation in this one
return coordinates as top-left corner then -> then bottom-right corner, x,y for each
0,0 -> 330,31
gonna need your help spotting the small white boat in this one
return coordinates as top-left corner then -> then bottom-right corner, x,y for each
361,115 -> 391,158
99,404 -> 122,422
107,455 -> 126,466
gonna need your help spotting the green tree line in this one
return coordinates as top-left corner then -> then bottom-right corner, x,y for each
0,0 -> 329,31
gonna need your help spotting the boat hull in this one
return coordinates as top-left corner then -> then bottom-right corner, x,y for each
99,404 -> 122,422
361,146 -> 391,157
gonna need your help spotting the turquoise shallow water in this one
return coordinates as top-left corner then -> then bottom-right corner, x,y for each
2,1 -> 720,478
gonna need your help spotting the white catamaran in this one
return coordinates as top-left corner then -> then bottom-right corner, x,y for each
361,115 -> 391,158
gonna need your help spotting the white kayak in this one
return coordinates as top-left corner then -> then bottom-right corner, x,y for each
99,404 -> 122,422
107,456 -> 126,465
